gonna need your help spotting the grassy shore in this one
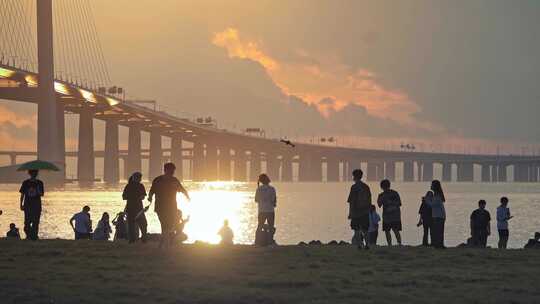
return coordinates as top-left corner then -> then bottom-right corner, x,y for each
1,240 -> 540,304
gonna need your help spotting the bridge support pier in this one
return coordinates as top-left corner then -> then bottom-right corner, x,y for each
327,157 -> 340,182
376,162 -> 385,181
442,162 -> 452,182
457,162 -> 474,182
191,142 -> 204,181
481,164 -> 491,182
103,120 -> 119,184
514,163 -> 530,183
367,162 -> 377,181
491,165 -> 499,182
171,137 -> 183,180
531,165 -> 539,183
385,161 -> 396,181
219,147 -> 231,181
126,127 -> 142,178
298,154 -> 320,182
149,131 -> 162,180
422,162 -> 434,182
37,0 -> 64,182
265,154 -> 280,181
281,156 -> 293,182
250,151 -> 261,182
234,150 -> 247,181
403,161 -> 414,182
77,106 -> 95,183
205,144 -> 218,181
498,165 -> 508,182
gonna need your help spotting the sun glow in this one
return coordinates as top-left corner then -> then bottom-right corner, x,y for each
179,182 -> 255,244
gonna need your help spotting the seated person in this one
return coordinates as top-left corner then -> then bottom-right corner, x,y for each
112,212 -> 128,241
93,212 -> 112,241
525,232 -> 540,249
6,223 -> 21,239
218,219 -> 234,245
174,209 -> 189,243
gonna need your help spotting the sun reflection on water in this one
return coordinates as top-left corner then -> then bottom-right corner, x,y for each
179,181 -> 256,244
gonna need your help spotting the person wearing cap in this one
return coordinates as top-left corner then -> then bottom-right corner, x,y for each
148,162 -> 191,249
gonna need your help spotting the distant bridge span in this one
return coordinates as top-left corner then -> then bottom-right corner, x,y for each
0,1 -> 538,184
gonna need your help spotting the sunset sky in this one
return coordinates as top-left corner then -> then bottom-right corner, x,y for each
1,0 -> 540,153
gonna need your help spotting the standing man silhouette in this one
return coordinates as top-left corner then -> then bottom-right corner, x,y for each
19,170 -> 44,240
347,169 -> 372,249
148,163 -> 191,249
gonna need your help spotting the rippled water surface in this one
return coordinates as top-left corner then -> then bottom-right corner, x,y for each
1,181 -> 539,248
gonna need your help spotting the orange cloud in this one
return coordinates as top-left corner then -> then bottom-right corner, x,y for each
212,28 -> 278,71
212,28 -> 439,132
0,104 -> 36,129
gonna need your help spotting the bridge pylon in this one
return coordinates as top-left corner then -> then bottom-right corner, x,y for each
37,0 -> 65,181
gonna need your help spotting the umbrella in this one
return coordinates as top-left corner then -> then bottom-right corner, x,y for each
17,160 -> 60,172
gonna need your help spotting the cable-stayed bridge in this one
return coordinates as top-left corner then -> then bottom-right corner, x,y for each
0,0 -> 539,184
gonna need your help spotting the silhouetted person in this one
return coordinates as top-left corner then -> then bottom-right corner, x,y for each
428,180 -> 446,248
377,179 -> 402,246
6,223 -> 20,239
19,170 -> 44,240
122,172 -> 148,243
93,212 -> 112,241
470,200 -> 491,248
173,209 -> 189,243
524,232 -> 540,249
347,169 -> 371,249
218,219 -> 234,245
254,174 -> 277,245
367,204 -> 380,246
112,212 -> 128,241
70,206 -> 92,240
418,191 -> 433,246
148,162 -> 191,249
497,196 -> 513,249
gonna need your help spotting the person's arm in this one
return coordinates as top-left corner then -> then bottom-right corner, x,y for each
396,192 -> 402,207
178,183 -> 190,201
376,193 -> 383,208
255,187 -> 261,203
140,185 -> 147,201
70,216 -> 76,231
272,187 -> 277,207
470,212 -> 475,235
122,185 -> 129,201
19,182 -> 25,211
487,213 -> 491,235
367,187 -> 372,205
39,181 -> 44,197
148,178 -> 156,202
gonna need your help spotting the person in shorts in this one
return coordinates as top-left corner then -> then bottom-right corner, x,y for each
377,179 -> 402,246
470,200 -> 491,248
347,169 -> 372,249
148,162 -> 191,249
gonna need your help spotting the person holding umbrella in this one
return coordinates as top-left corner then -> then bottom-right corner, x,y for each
17,160 -> 60,240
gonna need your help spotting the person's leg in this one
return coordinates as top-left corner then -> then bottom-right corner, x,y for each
422,224 -> 429,246
503,230 -> 509,249
393,228 -> 402,246
127,215 -> 136,243
267,212 -> 276,243
23,210 -> 32,240
430,220 -> 438,247
32,211 -> 41,240
440,219 -> 445,248
138,215 -> 148,242
481,233 -> 488,248
383,222 -> 392,246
